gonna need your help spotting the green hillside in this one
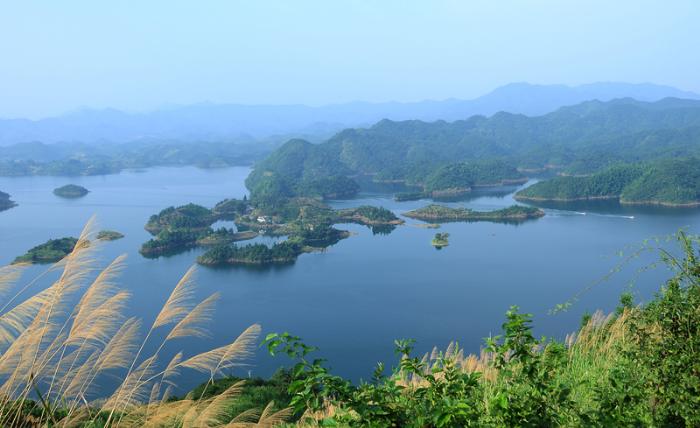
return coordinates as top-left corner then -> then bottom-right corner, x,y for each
620,158 -> 700,205
516,159 -> 700,206
246,99 -> 700,204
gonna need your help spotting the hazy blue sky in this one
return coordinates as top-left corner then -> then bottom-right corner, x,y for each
1,1 -> 698,118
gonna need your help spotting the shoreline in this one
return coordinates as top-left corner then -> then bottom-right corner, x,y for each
515,194 -> 700,207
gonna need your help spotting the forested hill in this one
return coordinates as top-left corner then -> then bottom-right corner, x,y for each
515,159 -> 700,206
245,98 -> 700,201
324,97 -> 700,175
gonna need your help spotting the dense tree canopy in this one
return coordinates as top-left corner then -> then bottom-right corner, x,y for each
517,159 -> 700,206
247,98 -> 700,205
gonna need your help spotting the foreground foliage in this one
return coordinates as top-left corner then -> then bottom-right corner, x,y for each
264,232 -> 700,426
3,220 -> 700,427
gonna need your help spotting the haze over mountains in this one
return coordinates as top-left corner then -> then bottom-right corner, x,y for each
1,82 -> 698,146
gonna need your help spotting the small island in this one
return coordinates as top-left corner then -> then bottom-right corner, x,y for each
332,205 -> 403,235
335,205 -> 404,226
13,237 -> 79,264
96,230 -> 125,241
53,184 -> 89,199
432,232 -> 450,248
404,204 -> 545,223
0,190 -> 17,212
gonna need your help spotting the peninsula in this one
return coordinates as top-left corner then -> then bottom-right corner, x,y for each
0,191 -> 16,212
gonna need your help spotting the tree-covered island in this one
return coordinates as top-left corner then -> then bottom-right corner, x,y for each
335,205 -> 404,226
141,189 -> 406,263
431,232 -> 450,248
404,204 -> 545,223
53,184 -> 89,198
0,190 -> 16,212
13,237 -> 79,264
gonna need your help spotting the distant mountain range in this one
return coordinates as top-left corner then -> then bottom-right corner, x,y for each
0,82 -> 697,145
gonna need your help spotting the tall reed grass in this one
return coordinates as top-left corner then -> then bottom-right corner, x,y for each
0,219 -> 289,427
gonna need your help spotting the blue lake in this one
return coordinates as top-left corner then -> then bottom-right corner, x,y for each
1,166 -> 699,395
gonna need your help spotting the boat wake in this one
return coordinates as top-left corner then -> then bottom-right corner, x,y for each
546,210 -> 634,219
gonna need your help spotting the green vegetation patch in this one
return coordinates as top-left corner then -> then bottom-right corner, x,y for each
515,164 -> 644,201
13,237 -> 79,264
336,205 -> 403,225
179,371 -> 293,420
431,232 -> 450,248
245,139 -> 358,204
620,158 -> 700,206
259,232 -> 700,426
145,203 -> 215,235
404,204 -> 544,223
96,230 -> 124,241
212,197 -> 249,219
141,202 -> 250,258
248,98 -> 700,201
53,184 -> 89,198
424,160 -> 525,192
196,229 -> 258,246
0,140 -> 273,177
198,241 -> 304,266
197,225 -> 349,266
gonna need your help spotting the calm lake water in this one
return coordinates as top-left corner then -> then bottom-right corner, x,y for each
1,166 -> 699,395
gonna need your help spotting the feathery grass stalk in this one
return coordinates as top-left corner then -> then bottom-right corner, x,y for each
0,219 -> 272,427
107,266 -> 200,425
